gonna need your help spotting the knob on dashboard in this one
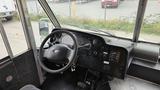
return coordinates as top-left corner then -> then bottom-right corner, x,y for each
92,39 -> 102,47
103,52 -> 108,57
103,52 -> 108,55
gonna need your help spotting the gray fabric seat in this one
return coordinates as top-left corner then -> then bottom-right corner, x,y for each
20,84 -> 40,90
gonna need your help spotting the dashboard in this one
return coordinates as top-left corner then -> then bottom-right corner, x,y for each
56,29 -> 129,79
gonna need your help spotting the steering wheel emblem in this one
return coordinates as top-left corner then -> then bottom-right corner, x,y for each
53,50 -> 59,53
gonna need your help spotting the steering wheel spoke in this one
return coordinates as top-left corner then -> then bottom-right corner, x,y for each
67,49 -> 74,61
43,47 -> 51,60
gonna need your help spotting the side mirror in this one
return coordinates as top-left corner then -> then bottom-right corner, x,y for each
39,18 -> 50,36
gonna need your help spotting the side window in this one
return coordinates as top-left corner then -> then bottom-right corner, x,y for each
26,0 -> 55,47
1,0 -> 28,56
0,34 -> 8,59
139,0 -> 160,43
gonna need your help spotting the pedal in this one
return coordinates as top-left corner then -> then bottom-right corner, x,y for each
77,81 -> 87,88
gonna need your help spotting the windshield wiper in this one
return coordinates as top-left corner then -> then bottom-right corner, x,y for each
65,25 -> 116,37
87,27 -> 116,37
93,29 -> 115,37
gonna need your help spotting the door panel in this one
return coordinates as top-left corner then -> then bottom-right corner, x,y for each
12,50 -> 40,89
0,59 -> 19,90
0,50 -> 40,90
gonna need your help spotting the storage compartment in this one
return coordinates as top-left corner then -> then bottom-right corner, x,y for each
132,43 -> 159,63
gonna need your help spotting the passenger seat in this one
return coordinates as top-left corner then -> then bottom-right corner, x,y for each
20,84 -> 40,90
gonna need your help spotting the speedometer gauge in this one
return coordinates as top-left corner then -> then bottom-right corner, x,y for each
60,34 -> 74,46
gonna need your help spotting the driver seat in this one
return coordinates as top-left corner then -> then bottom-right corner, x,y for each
20,84 -> 40,90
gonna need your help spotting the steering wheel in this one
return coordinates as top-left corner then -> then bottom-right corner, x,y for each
39,30 -> 78,73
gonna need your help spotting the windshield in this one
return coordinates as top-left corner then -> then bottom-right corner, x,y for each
46,0 -> 139,39
26,0 -> 160,44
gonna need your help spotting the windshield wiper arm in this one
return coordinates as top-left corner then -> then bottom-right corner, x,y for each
91,29 -> 116,37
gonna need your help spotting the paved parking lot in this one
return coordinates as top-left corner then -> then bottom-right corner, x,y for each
0,20 -> 53,58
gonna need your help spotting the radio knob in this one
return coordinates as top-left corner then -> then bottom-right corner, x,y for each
103,52 -> 108,55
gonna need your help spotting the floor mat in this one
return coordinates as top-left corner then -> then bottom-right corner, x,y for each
41,72 -> 90,90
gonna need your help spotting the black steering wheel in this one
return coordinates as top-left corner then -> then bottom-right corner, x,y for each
39,30 -> 78,73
